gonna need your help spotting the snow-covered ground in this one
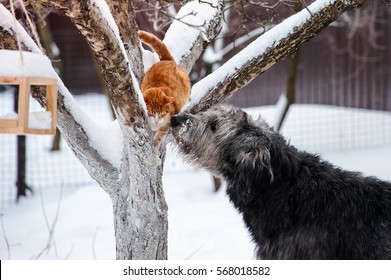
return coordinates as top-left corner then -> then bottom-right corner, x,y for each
1,93 -> 391,260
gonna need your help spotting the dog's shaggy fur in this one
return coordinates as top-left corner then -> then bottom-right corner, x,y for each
171,105 -> 391,259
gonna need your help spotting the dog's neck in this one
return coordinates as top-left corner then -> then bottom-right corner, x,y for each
269,142 -> 301,182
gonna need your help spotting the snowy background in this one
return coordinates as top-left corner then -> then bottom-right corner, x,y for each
0,93 -> 391,260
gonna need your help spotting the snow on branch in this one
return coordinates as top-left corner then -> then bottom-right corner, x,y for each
163,0 -> 223,71
0,3 -> 121,187
0,4 -> 41,54
36,0 -> 148,128
105,0 -> 144,82
203,24 -> 274,66
0,49 -> 56,77
186,0 -> 367,113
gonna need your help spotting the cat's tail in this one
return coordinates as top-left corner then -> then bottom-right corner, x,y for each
138,30 -> 175,62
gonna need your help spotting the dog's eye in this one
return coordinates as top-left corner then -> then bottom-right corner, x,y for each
210,120 -> 218,132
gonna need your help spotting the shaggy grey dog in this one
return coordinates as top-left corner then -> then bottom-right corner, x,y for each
171,104 -> 391,260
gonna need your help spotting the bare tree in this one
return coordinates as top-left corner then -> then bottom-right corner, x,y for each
0,0 -> 367,259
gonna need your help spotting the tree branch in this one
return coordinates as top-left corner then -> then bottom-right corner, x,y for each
35,0 -> 148,129
106,0 -> 144,82
187,0 -> 367,114
0,4 -> 119,190
163,0 -> 223,72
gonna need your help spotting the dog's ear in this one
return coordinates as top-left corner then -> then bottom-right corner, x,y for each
236,145 -> 274,183
231,109 -> 252,123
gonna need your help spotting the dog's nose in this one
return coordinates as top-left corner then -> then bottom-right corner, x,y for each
171,115 -> 186,128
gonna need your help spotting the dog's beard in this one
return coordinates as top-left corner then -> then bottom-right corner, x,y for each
172,117 -> 197,148
173,131 -> 194,156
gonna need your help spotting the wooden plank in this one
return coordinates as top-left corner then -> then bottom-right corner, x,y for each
17,77 -> 30,131
0,76 -> 27,85
27,77 -> 57,86
46,83 -> 58,131
0,76 -> 57,85
0,119 -> 17,127
24,128 -> 56,135
0,126 -> 55,135
0,127 -> 24,134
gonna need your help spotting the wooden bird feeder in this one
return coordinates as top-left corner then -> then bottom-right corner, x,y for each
0,50 -> 57,135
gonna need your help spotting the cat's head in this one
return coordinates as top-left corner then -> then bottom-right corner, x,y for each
143,88 -> 175,131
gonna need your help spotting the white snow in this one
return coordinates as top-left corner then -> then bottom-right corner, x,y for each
95,0 -> 147,113
164,0 -> 221,63
91,0 -> 121,42
0,49 -> 124,169
83,119 -> 124,168
203,45 -> 223,65
220,25 -> 274,58
1,93 -> 390,260
58,82 -> 124,169
0,50 -> 57,78
187,0 -> 336,107
0,0 -> 389,261
0,4 -> 129,169
0,112 -> 17,120
204,25 -> 274,65
91,0 -> 147,114
28,111 -> 52,129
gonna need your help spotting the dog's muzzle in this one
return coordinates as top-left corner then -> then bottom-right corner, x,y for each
171,115 -> 188,128
171,114 -> 195,148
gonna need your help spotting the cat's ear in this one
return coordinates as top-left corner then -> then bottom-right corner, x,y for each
165,96 -> 174,104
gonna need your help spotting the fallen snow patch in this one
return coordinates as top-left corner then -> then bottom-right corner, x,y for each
1,94 -> 391,260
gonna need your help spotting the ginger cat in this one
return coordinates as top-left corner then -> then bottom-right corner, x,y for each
139,30 -> 191,149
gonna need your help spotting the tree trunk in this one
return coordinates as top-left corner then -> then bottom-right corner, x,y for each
110,142 -> 168,259
111,176 -> 168,259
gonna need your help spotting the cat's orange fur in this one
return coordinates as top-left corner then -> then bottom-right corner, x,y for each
139,30 -> 191,150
